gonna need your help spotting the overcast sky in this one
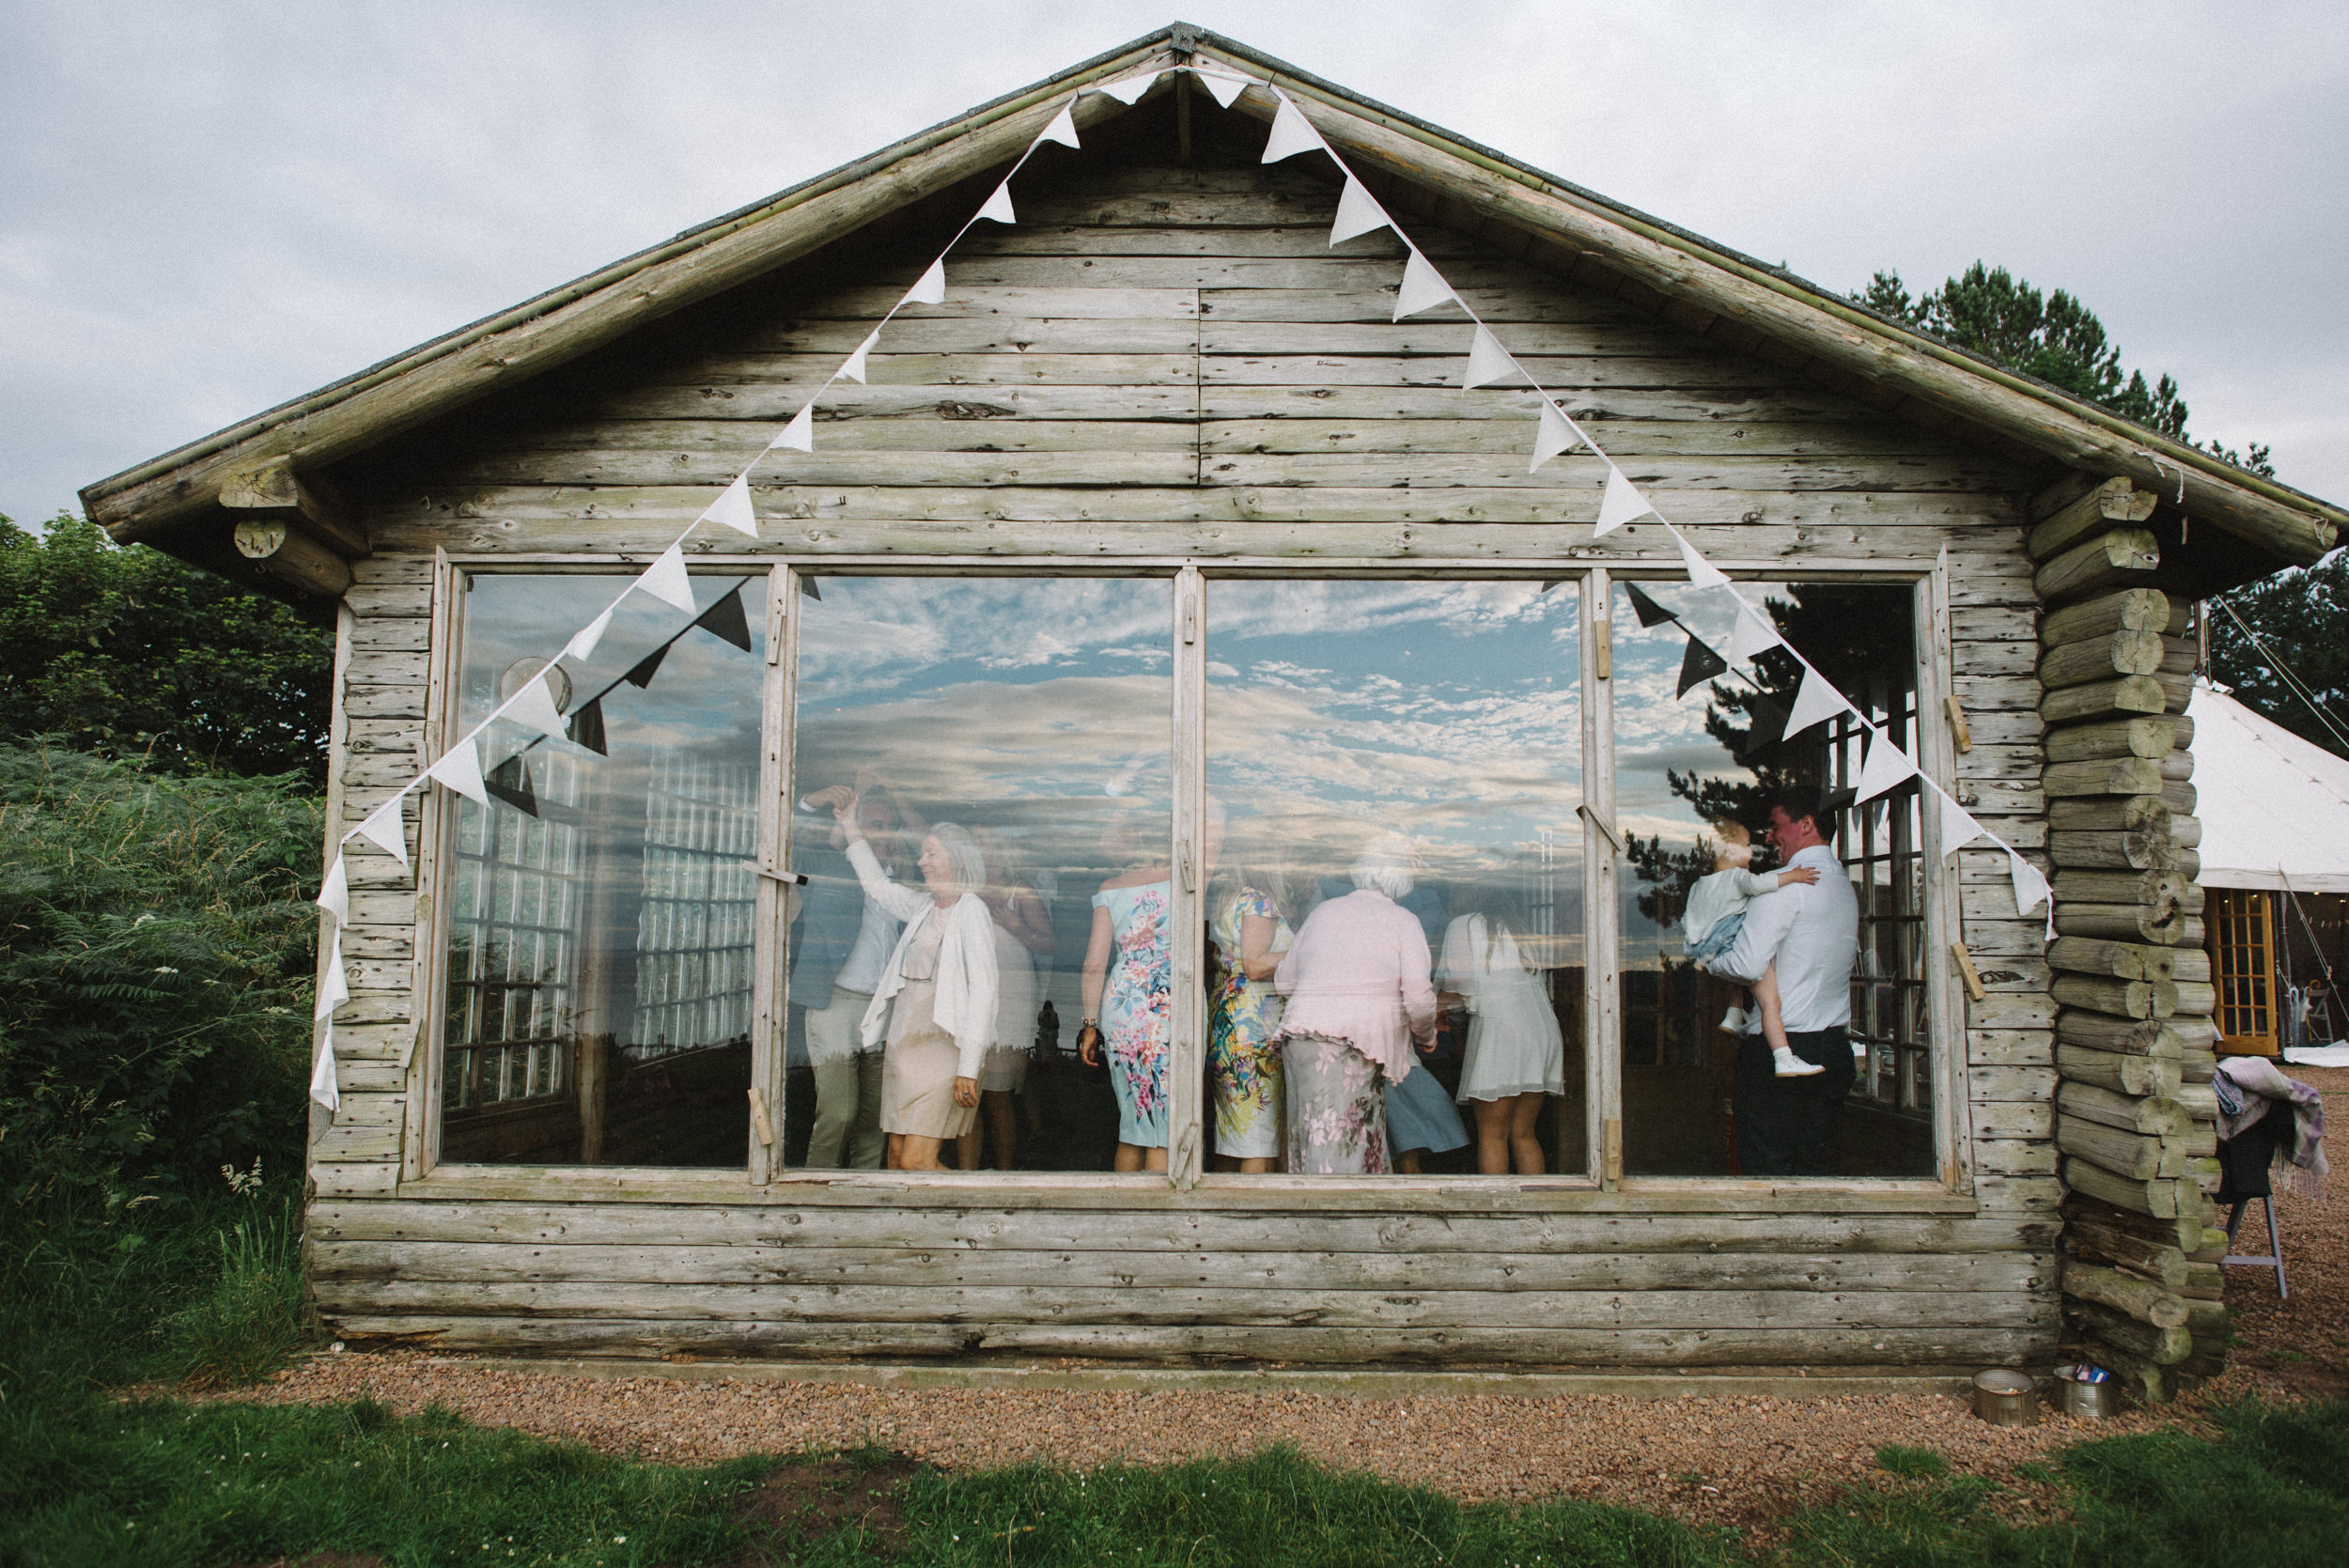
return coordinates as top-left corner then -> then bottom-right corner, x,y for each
6,1 -> 2344,530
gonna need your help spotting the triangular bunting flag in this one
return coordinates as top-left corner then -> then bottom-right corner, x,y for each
1261,98 -> 1324,163
427,735 -> 488,805
505,669 -> 569,738
769,402 -> 815,455
904,258 -> 946,307
566,607 -> 614,661
1784,665 -> 1855,738
635,544 -> 696,613
2008,848 -> 2051,919
485,755 -> 539,817
1735,695 -> 1789,762
1852,727 -> 1920,803
1623,582 -> 1677,628
701,473 -> 757,536
1392,250 -> 1457,320
354,795 -> 409,870
1671,525 -> 1734,589
1530,401 -> 1581,473
693,585 -> 754,652
1097,71 -> 1160,105
1676,635 -> 1731,698
317,854 -> 350,925
567,696 -> 607,755
1727,600 -> 1785,660
976,179 -> 1017,225
1037,105 -> 1081,148
309,1022 -> 339,1113
622,642 -> 671,690
314,928 -> 350,1021
1463,325 -> 1517,390
1595,464 -> 1655,536
1330,177 -> 1390,245
1937,788 -> 1987,858
1198,71 -> 1250,109
839,328 -> 879,384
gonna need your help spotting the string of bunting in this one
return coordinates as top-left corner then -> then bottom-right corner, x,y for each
304,61 -> 2049,1112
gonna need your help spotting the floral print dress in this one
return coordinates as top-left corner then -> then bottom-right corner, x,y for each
1208,888 -> 1290,1160
1094,880 -> 1172,1148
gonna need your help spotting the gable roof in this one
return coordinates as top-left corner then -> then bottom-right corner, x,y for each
83,21 -> 2341,586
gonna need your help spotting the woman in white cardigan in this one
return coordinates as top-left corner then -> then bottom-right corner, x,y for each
835,799 -> 1000,1172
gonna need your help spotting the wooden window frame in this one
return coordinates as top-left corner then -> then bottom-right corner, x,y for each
403,550 -> 1969,1204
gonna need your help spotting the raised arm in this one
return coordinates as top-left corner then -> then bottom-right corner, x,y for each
843,835 -> 930,924
1712,876 -> 1803,986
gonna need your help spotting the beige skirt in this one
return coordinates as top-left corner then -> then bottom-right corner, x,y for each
881,1027 -> 977,1140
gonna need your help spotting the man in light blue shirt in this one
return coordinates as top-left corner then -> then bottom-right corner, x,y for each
1713,791 -> 1860,1175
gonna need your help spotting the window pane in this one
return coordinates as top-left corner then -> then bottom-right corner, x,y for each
1610,579 -> 1931,1178
438,573 -> 765,1167
1205,581 -> 1586,1177
786,576 -> 1174,1172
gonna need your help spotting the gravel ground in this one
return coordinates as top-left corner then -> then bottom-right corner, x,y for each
212,1063 -> 2342,1541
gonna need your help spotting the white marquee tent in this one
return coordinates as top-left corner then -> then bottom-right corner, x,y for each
2187,678 -> 2349,893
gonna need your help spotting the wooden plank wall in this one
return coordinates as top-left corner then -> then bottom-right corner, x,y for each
315,152 -> 2061,1366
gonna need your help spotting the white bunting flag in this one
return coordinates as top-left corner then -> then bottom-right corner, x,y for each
1784,664 -> 1855,738
769,402 -> 815,455
1097,71 -> 1160,105
701,473 -> 758,537
316,854 -> 350,925
2008,848 -> 2051,920
1392,250 -> 1458,320
355,795 -> 410,870
1672,525 -> 1735,589
1595,462 -> 1654,535
309,1024 -> 339,1113
1197,71 -> 1250,108
1330,177 -> 1391,245
636,543 -> 696,613
904,258 -> 946,307
1727,600 -> 1785,660
426,735 -> 488,806
1937,788 -> 1987,858
567,608 -> 614,662
1463,326 -> 1517,390
314,928 -> 350,1021
1038,105 -> 1082,148
839,329 -> 879,385
976,179 -> 1017,225
1853,727 -> 1920,803
1261,98 -> 1324,163
1530,402 -> 1581,474
505,669 -> 569,739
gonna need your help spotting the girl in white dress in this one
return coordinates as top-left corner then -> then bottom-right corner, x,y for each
1439,889 -> 1564,1174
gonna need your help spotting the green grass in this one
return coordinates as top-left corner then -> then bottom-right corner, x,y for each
1873,1444 -> 1949,1480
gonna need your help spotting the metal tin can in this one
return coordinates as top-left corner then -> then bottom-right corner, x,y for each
1971,1368 -> 2041,1426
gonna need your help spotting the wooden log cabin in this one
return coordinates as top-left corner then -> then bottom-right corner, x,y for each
83,25 -> 2344,1392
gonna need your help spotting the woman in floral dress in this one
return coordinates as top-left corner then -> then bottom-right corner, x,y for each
1207,867 -> 1294,1172
1079,834 -> 1173,1172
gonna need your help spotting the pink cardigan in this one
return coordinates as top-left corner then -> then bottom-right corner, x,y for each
1273,889 -> 1438,1081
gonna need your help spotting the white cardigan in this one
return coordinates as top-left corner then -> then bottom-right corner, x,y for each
846,838 -> 1000,1079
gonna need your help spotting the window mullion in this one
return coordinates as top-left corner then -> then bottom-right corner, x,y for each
749,563 -> 797,1185
1582,566 -> 1619,1188
1169,566 -> 1206,1190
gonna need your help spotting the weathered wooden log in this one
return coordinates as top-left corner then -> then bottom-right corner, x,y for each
2058,1080 -> 2188,1137
2043,675 -> 2167,724
2063,1156 -> 2189,1218
2041,631 -> 2164,689
2049,937 -> 2183,983
232,519 -> 352,598
2064,1219 -> 2189,1290
2060,1256 -> 2187,1329
2178,1048 -> 2217,1083
2160,778 -> 2197,813
2046,716 -> 2182,763
2159,635 -> 2197,675
2167,949 -> 2212,985
220,455 -> 370,557
2166,1122 -> 2218,1158
2043,757 -> 2166,797
2180,1262 -> 2224,1300
2076,1338 -> 2171,1404
2053,974 -> 2178,1019
2051,829 -> 2187,872
2171,981 -> 2217,1017
2057,1043 -> 2182,1096
2029,477 -> 2158,562
2034,529 -> 2159,603
2061,1113 -> 2163,1180
2172,1082 -> 2218,1122
2160,750 -> 2194,782
2057,1011 -> 2187,1056
2052,866 -> 2186,909
2054,904 -> 2190,944
2040,585 -> 2171,645
2051,795 -> 2173,832
2061,1192 -> 2203,1253
2071,1297 -> 2193,1364
2182,1298 -> 2229,1337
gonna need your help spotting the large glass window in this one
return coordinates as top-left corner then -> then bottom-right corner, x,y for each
1204,581 -> 1586,1177
786,576 -> 1174,1172
439,572 -> 766,1166
1609,578 -> 1930,1178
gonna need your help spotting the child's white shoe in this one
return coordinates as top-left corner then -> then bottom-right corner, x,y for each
1719,1006 -> 1750,1034
1772,1045 -> 1825,1078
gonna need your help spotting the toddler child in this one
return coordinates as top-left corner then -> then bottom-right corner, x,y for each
1684,821 -> 1822,1079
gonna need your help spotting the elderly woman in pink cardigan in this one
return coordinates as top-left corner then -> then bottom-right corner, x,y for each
1273,833 -> 1439,1174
